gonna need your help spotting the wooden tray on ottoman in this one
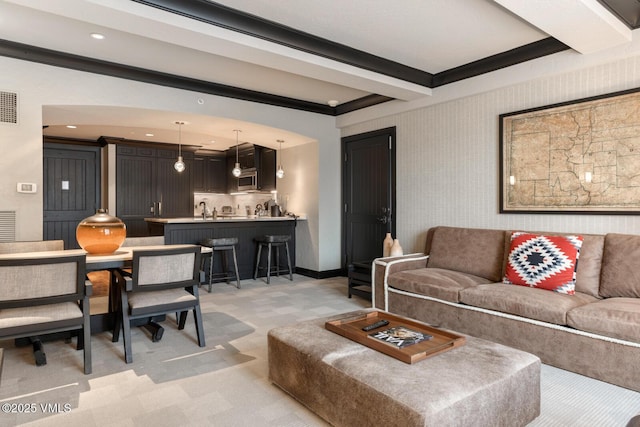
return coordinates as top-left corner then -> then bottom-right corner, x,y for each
325,310 -> 465,364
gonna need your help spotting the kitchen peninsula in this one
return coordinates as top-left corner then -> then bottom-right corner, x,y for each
145,216 -> 301,280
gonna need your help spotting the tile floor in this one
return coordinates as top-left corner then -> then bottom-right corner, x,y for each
0,275 -> 366,426
0,275 -> 638,426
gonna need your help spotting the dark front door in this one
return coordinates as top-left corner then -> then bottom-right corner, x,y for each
43,143 -> 101,249
342,127 -> 396,268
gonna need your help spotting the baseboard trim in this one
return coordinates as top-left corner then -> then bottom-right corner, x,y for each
295,267 -> 345,279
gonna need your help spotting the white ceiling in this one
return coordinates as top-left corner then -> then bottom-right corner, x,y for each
0,0 -> 634,150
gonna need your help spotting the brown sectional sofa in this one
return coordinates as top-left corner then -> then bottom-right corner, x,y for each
373,226 -> 640,392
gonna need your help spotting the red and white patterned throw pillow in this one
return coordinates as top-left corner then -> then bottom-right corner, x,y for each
503,232 -> 583,295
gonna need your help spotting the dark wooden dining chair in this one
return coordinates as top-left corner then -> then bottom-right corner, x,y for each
0,253 -> 92,374
112,245 -> 205,363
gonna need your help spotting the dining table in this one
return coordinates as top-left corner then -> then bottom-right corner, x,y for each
0,244 -> 207,267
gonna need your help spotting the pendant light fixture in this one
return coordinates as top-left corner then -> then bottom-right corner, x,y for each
232,129 -> 242,177
276,139 -> 285,179
174,121 -> 186,173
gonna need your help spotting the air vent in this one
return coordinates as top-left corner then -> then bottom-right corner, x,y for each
0,211 -> 16,242
0,91 -> 18,124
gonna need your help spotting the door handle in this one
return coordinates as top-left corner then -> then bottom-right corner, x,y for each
377,207 -> 391,224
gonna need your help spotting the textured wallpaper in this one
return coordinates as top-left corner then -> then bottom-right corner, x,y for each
341,56 -> 640,253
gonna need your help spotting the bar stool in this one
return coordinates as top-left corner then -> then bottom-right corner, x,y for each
253,234 -> 293,284
199,237 -> 241,291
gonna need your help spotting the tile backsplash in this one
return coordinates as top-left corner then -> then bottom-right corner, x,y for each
193,192 -> 290,216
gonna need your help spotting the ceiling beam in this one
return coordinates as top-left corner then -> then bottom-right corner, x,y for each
133,0 -> 433,88
0,39 -> 332,114
494,0 -> 632,54
11,0 -> 431,101
433,38 -> 569,87
128,0 -> 433,101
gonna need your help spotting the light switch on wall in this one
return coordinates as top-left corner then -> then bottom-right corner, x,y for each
61,180 -> 69,190
16,183 -> 37,193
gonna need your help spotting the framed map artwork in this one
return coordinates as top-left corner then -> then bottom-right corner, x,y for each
500,87 -> 640,214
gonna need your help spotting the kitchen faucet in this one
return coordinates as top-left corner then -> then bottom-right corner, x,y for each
199,201 -> 209,219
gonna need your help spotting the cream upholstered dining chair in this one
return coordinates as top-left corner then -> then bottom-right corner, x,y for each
117,235 -> 167,341
112,245 -> 205,363
0,240 -> 64,254
0,252 -> 92,374
0,240 -> 67,368
102,235 -> 165,311
120,236 -> 165,247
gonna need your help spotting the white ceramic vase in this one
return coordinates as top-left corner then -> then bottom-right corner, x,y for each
390,239 -> 403,256
383,233 -> 393,257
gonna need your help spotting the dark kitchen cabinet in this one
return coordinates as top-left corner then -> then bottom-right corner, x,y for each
193,151 -> 227,193
156,148 -> 192,217
116,144 -> 193,236
258,146 -> 276,192
237,143 -> 256,169
224,143 -> 277,192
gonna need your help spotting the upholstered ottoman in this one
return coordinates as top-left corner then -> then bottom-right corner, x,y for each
268,310 -> 540,427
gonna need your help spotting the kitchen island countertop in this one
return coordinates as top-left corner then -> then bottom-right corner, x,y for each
145,215 -> 302,280
145,215 -> 305,224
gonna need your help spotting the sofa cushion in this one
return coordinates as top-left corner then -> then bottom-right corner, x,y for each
503,233 -> 583,295
460,283 -> 597,325
573,235 -> 604,299
426,226 -> 506,282
600,234 -> 640,298
388,268 -> 494,303
567,298 -> 640,343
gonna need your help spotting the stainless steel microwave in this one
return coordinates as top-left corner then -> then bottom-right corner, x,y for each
237,168 -> 258,191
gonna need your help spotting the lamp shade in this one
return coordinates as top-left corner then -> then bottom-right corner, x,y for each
174,120 -> 186,173
232,162 -> 242,177
76,209 -> 126,254
276,139 -> 284,178
232,129 -> 242,177
174,156 -> 185,172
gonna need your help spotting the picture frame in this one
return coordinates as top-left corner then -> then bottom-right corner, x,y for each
500,87 -> 640,214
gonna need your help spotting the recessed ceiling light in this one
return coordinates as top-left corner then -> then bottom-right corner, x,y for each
145,133 -> 154,137
66,125 -> 77,129
91,33 -> 105,40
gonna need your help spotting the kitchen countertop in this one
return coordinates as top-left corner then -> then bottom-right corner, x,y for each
145,215 -> 305,224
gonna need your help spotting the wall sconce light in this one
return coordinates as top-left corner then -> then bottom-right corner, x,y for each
276,139 -> 285,179
174,121 -> 186,173
509,175 -> 516,186
232,129 -> 242,178
585,172 -> 592,183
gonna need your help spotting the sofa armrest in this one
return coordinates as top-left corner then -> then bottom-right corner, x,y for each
372,253 -> 429,310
